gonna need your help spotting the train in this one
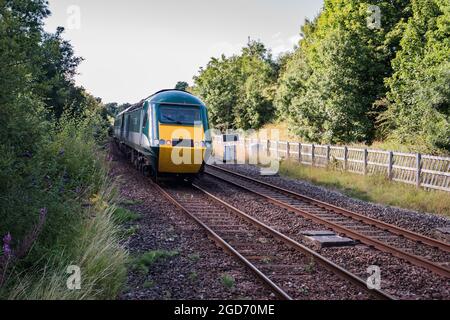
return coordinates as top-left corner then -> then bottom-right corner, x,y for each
113,89 -> 212,182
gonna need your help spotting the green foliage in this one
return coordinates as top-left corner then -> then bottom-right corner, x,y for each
0,1 -> 124,299
191,1 -> 446,153
143,280 -> 156,289
194,40 -> 277,130
113,207 -> 141,224
188,253 -> 201,262
233,46 -> 277,130
220,274 -> 235,290
382,0 -> 450,152
175,81 -> 189,91
194,55 -> 242,130
276,0 -> 411,144
132,250 -> 179,274
188,271 -> 198,282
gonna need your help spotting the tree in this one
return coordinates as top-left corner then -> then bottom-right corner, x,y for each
0,0 -> 111,250
35,27 -> 84,118
175,81 -> 189,91
193,41 -> 277,130
105,102 -> 119,116
275,0 -> 411,144
193,55 -> 243,130
381,0 -> 450,152
233,41 -> 277,129
292,29 -> 376,143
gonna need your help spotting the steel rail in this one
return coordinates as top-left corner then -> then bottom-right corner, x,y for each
193,184 -> 394,300
206,165 -> 450,278
208,165 -> 449,252
151,181 -> 293,300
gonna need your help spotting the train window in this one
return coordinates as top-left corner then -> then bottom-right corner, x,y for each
142,113 -> 148,128
159,105 -> 201,126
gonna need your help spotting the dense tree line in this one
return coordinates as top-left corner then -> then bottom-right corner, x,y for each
193,0 -> 449,153
193,40 -> 279,131
0,0 -> 115,292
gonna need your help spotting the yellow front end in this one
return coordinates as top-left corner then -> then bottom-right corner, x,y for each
158,124 -> 206,174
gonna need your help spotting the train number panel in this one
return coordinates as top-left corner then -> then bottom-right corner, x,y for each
113,89 -> 211,181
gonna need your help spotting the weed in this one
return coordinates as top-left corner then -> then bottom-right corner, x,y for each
120,199 -> 143,206
189,271 -> 198,282
298,286 -> 309,296
188,253 -> 200,263
261,257 -> 272,264
220,274 -> 235,290
304,257 -> 315,273
113,207 -> 141,224
122,225 -> 140,238
132,250 -> 179,274
143,280 -> 155,289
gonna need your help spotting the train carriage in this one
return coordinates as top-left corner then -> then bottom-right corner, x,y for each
114,89 -> 211,182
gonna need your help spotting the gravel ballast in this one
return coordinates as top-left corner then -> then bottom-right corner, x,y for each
109,145 -> 274,300
200,164 -> 450,299
213,163 -> 450,239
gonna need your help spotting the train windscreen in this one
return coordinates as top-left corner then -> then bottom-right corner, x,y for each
159,105 -> 201,125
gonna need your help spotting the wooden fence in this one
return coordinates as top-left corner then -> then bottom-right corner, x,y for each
213,136 -> 450,192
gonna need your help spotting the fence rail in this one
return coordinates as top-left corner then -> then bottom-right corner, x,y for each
212,136 -> 450,192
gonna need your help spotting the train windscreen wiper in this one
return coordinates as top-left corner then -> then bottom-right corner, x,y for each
162,115 -> 183,125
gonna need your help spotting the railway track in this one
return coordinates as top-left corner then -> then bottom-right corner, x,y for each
152,180 -> 394,300
205,164 -> 450,278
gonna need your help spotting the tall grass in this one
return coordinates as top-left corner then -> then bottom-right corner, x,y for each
5,186 -> 127,300
280,160 -> 450,217
0,113 -> 128,300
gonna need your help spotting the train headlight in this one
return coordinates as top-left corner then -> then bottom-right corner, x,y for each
166,140 -> 172,146
154,139 -> 160,146
159,139 -> 166,145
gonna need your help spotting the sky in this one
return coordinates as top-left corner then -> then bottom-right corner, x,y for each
44,0 -> 324,104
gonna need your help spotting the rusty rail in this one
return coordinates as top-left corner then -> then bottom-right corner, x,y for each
206,165 -> 450,278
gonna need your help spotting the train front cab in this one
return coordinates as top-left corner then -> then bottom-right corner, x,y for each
151,101 -> 210,181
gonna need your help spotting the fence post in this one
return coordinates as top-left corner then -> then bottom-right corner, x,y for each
311,144 -> 315,167
266,139 -> 270,157
298,143 -> 302,163
416,153 -> 422,188
255,139 -> 260,165
388,151 -> 393,180
326,145 -> 331,165
286,142 -> 290,159
363,148 -> 368,175
275,140 -> 279,160
344,146 -> 348,171
243,138 -> 247,163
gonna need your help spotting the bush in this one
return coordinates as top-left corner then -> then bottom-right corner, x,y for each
0,113 -> 127,299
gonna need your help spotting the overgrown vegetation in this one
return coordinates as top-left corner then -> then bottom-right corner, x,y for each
280,160 -> 450,217
193,40 -> 278,131
113,207 -> 141,224
0,1 -> 126,299
131,250 -> 179,274
192,0 -> 449,154
220,274 -> 235,290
